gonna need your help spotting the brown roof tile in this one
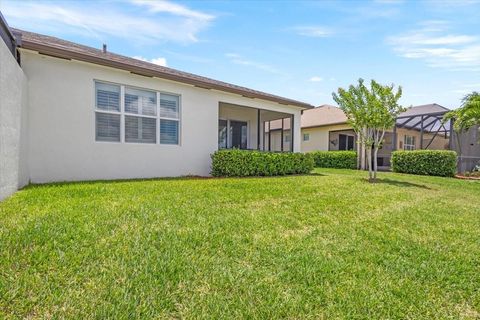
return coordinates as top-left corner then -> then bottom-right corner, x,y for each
301,104 -> 348,128
13,28 -> 313,109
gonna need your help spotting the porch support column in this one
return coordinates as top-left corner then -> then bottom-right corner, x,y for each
420,115 -> 424,149
281,118 -> 284,152
268,121 -> 271,151
392,123 -> 397,151
448,118 -> 454,150
290,114 -> 294,152
262,121 -> 266,151
257,109 -> 261,150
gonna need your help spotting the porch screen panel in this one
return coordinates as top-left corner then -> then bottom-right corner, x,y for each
218,119 -> 227,149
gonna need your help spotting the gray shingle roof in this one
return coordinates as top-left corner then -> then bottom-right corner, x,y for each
399,103 -> 449,117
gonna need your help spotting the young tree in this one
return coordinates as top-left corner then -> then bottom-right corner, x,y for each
333,79 -> 404,182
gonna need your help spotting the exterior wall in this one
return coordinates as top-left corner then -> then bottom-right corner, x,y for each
0,39 -> 28,200
328,129 -> 356,151
301,124 -> 449,154
264,129 -> 291,152
395,127 -> 449,151
301,124 -> 352,152
21,50 -> 302,183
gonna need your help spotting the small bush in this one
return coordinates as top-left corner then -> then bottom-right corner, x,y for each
211,149 -> 314,177
309,151 -> 357,169
391,150 -> 457,177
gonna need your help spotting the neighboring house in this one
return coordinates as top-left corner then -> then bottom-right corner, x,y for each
300,105 -> 352,152
299,103 -> 456,168
0,14 -> 313,200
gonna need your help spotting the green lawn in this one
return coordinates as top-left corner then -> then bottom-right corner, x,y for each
1,169 -> 479,319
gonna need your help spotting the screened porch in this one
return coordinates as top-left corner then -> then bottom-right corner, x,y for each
218,102 -> 295,152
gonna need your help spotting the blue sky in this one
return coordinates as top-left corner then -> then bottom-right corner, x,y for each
2,0 -> 479,108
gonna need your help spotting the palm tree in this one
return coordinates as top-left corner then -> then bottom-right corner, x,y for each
445,92 -> 480,133
444,92 -> 480,171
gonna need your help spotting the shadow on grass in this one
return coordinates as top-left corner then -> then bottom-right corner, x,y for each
21,172 -> 326,189
372,178 -> 432,190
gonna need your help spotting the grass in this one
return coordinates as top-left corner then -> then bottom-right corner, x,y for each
0,169 -> 479,319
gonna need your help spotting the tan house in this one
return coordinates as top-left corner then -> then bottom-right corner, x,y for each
299,103 -> 451,167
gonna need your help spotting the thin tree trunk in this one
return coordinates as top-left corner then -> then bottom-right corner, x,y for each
361,127 -> 367,170
366,128 -> 373,181
372,129 -> 386,182
356,132 -> 361,169
367,145 -> 373,182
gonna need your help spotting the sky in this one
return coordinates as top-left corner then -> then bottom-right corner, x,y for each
1,0 -> 479,109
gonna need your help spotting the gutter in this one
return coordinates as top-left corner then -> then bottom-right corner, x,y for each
19,36 -> 314,110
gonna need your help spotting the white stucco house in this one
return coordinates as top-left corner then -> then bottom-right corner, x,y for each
0,14 -> 313,200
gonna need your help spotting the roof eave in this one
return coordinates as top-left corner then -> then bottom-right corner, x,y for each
20,39 -> 314,110
301,121 -> 349,129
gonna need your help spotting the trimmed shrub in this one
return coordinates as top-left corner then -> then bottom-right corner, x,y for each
211,149 -> 314,177
310,151 -> 357,169
391,150 -> 457,177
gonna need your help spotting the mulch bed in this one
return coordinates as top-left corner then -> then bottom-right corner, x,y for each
455,175 -> 480,180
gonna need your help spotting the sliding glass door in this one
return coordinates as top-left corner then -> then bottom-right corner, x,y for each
339,134 -> 354,151
230,120 -> 248,149
218,119 -> 248,149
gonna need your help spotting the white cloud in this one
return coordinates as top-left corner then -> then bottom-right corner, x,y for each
132,0 -> 214,21
387,21 -> 480,71
374,0 -> 404,4
463,83 -> 480,88
1,0 -> 215,44
132,56 -> 167,66
309,76 -> 323,82
225,53 -> 282,74
450,82 -> 480,94
292,26 -> 333,38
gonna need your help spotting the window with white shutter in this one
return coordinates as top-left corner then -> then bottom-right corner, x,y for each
125,87 -> 157,116
124,87 -> 157,143
96,113 -> 121,142
94,81 -> 181,145
96,82 -> 120,111
160,94 -> 180,144
95,82 -> 121,142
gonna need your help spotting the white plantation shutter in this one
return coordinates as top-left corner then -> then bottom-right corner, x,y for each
125,116 -> 156,143
160,94 -> 180,144
95,82 -> 121,142
96,113 -> 120,141
160,119 -> 179,144
94,81 -> 180,145
160,94 -> 179,118
96,83 -> 120,111
125,87 -> 156,116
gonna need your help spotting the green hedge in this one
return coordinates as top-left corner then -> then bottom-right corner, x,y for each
309,151 -> 357,169
391,150 -> 457,177
211,149 -> 314,177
